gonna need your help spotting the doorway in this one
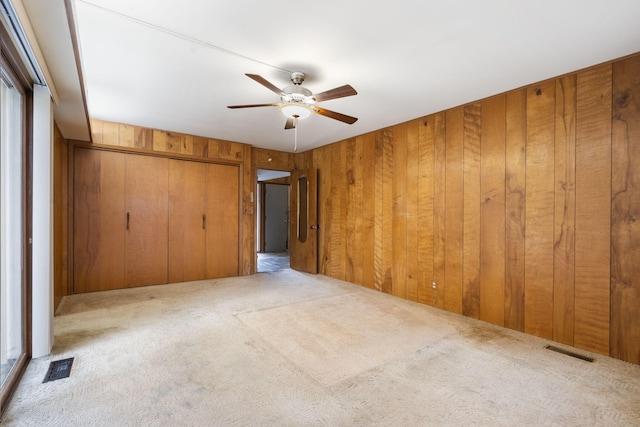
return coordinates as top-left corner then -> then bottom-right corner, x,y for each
256,169 -> 291,272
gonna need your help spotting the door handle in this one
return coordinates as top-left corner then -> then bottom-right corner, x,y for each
126,212 -> 130,230
310,225 -> 320,229
202,214 -> 206,230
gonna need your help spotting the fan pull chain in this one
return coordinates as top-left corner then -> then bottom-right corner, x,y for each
292,115 -> 300,152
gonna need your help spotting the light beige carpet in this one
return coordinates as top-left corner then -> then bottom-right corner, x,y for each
2,269 -> 639,426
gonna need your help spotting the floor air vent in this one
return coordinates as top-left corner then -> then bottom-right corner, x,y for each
545,345 -> 594,362
43,358 -> 74,383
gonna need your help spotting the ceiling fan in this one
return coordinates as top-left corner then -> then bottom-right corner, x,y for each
227,72 -> 358,129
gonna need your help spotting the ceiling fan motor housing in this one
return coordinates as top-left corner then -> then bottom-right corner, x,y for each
281,85 -> 314,104
290,71 -> 306,85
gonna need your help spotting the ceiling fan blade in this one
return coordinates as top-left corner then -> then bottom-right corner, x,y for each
227,103 -> 279,109
312,84 -> 357,102
284,117 -> 297,130
245,74 -> 284,96
313,106 -> 358,124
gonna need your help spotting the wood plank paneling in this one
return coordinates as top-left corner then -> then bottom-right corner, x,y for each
480,95 -> 506,326
611,55 -> 640,364
575,65 -> 612,356
380,129 -> 394,293
361,133 -> 376,289
90,118 -> 103,144
242,144 -> 254,275
444,107 -> 464,314
463,103 -> 481,318
433,112 -> 447,308
524,82 -> 556,339
345,138 -> 357,283
318,146 -> 333,275
167,132 -> 184,154
504,89 -> 527,332
119,124 -> 134,148
193,136 -> 208,158
406,119 -> 420,302
135,127 -> 153,151
102,121 -> 119,146
152,130 -> 167,152
353,137 -> 364,286
417,116 -> 435,305
553,75 -> 577,345
331,143 -> 347,280
392,123 -> 408,298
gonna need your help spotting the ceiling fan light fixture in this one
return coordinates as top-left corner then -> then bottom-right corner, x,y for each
280,103 -> 312,119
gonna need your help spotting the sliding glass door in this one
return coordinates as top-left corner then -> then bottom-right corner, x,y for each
0,64 -> 24,386
0,47 -> 29,414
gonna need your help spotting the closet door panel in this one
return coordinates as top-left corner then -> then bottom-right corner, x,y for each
168,159 -> 207,283
125,155 -> 169,287
73,148 -> 126,292
205,163 -> 240,278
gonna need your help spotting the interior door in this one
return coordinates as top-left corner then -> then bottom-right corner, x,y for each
125,154 -> 169,287
205,163 -> 240,278
290,169 -> 318,274
73,148 -> 126,292
168,159 -> 206,283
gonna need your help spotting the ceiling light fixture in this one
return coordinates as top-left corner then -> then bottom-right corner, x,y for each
280,103 -> 312,119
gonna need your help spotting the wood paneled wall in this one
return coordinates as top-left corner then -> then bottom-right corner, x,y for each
86,120 -> 256,276
298,53 -> 640,364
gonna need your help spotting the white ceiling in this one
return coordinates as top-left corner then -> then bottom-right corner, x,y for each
22,0 -> 640,153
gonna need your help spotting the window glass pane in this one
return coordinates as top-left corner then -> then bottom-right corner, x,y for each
0,71 -> 24,387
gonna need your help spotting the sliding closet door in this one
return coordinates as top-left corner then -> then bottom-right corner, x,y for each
168,159 -> 206,283
205,163 -> 239,278
124,155 -> 168,287
73,148 -> 126,292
